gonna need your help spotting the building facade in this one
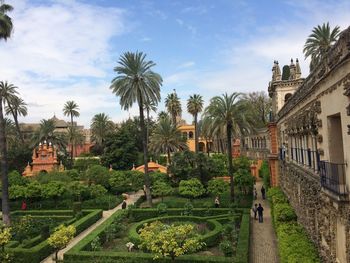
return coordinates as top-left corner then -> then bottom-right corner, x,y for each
269,27 -> 350,263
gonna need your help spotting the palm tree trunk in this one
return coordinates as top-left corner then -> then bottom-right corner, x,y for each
167,148 -> 171,166
138,95 -> 152,206
146,108 -> 150,147
194,114 -> 199,153
226,122 -> 234,202
71,115 -> 74,162
206,139 -> 210,156
0,97 -> 11,225
6,104 -> 24,144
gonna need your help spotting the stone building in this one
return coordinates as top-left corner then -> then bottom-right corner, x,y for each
268,27 -> 350,263
22,141 -> 64,176
178,124 -> 212,153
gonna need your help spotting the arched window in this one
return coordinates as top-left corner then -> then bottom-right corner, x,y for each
284,93 -> 292,102
189,131 -> 194,139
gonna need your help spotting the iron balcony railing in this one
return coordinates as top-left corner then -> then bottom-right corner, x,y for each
319,161 -> 347,196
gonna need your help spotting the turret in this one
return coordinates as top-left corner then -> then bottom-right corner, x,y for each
295,58 -> 301,79
289,59 -> 296,80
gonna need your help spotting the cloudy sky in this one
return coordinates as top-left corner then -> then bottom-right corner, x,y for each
1,0 -> 349,127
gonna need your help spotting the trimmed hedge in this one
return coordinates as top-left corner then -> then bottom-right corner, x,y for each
130,208 -> 233,221
268,187 -> 320,263
128,215 -> 223,247
234,213 -> 250,263
6,209 -> 102,263
64,209 -> 250,263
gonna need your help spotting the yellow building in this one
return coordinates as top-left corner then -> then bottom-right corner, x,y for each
178,124 -> 211,153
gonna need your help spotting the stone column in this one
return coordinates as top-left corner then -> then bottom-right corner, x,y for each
268,122 -> 279,187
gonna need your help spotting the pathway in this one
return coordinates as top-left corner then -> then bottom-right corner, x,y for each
41,190 -> 144,263
249,180 -> 279,263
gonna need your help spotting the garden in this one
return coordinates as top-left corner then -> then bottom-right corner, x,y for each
2,209 -> 102,262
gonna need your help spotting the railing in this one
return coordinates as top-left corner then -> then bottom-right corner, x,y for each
289,147 -> 320,171
319,161 -> 347,196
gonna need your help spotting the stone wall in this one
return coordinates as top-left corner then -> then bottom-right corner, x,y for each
279,161 -> 350,263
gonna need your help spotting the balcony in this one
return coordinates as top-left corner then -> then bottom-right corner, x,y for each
319,161 -> 348,197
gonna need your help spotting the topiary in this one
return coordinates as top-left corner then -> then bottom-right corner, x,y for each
219,240 -> 233,257
183,202 -> 193,216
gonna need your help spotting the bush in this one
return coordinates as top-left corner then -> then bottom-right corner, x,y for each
178,179 -> 205,199
157,203 -> 168,216
73,158 -> 100,172
207,179 -> 229,197
219,240 -> 233,257
273,203 -> 297,226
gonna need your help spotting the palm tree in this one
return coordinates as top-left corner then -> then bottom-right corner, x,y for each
0,81 -> 17,225
187,94 -> 204,153
4,117 -> 16,149
165,91 -> 182,125
149,116 -> 188,165
303,22 -> 340,71
5,95 -> 27,143
31,119 -> 67,150
90,113 -> 114,146
0,1 -> 13,41
63,101 -> 80,161
110,51 -> 162,207
157,110 -> 168,120
204,93 -> 252,201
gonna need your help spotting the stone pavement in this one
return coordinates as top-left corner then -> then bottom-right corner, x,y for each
250,180 -> 279,263
41,190 -> 144,263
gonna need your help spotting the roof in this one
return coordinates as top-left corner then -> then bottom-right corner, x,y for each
133,161 -> 167,173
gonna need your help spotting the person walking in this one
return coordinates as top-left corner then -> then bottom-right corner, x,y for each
257,203 -> 264,223
254,188 -> 258,200
261,185 -> 266,200
122,200 -> 127,209
214,196 -> 220,208
252,203 -> 258,220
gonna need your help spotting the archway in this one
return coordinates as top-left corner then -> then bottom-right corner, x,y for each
199,142 -> 205,152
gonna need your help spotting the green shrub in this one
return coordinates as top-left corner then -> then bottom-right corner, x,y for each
183,202 -> 193,216
157,203 -> 168,216
273,203 -> 297,226
178,179 -> 205,199
219,240 -> 233,257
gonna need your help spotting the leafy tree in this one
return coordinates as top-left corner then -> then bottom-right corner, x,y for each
13,215 -> 35,243
8,170 -> 28,186
204,93 -> 253,201
73,158 -> 100,172
41,181 -> 66,207
67,181 -> 88,201
149,171 -> 169,185
91,113 -> 114,150
149,116 -> 188,165
100,122 -> 139,170
245,92 -> 271,128
139,221 -> 203,260
0,81 -> 17,225
303,22 -> 340,70
84,164 -> 109,187
89,184 -> 107,198
210,154 -> 228,177
234,169 -> 254,195
152,181 -> 173,201
108,171 -> 131,194
25,181 -> 42,202
187,94 -> 204,153
7,144 -> 32,174
233,156 -> 251,171
207,178 -> 229,197
36,170 -> 72,184
110,51 -> 162,207
48,224 -> 76,261
0,225 -> 11,261
165,91 -> 182,125
179,178 -> 205,199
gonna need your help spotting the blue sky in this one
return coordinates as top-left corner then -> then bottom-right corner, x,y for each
1,0 -> 349,127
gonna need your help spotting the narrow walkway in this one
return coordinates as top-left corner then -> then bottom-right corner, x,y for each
250,180 -> 279,263
41,190 -> 144,263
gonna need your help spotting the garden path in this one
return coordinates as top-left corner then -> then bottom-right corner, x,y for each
41,190 -> 144,263
249,180 -> 279,263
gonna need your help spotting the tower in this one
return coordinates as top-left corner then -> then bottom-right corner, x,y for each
268,58 -> 304,116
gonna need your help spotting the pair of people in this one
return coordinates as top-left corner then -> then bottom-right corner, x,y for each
252,203 -> 264,223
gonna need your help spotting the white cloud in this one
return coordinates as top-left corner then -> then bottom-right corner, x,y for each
1,0 -> 127,127
178,61 -> 195,69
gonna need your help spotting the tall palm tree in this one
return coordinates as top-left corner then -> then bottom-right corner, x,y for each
165,91 -> 182,125
4,117 -> 16,149
204,93 -> 251,201
0,81 -> 17,225
63,101 -> 80,161
90,113 -> 114,146
149,116 -> 188,165
5,95 -> 27,143
0,1 -> 13,41
110,51 -> 162,207
303,22 -> 340,71
187,94 -> 204,153
157,110 -> 168,120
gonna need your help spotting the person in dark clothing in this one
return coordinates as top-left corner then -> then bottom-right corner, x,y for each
257,203 -> 264,223
261,186 -> 266,200
122,200 -> 127,209
254,188 -> 258,200
252,204 -> 258,220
